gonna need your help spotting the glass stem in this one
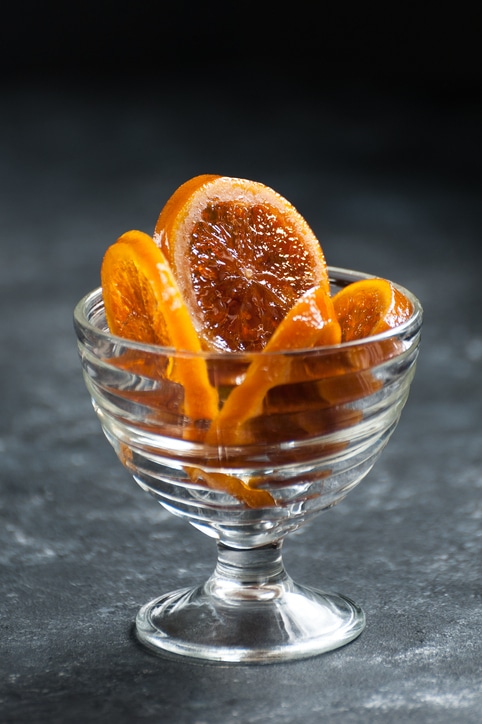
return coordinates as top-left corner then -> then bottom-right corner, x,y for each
206,541 -> 292,604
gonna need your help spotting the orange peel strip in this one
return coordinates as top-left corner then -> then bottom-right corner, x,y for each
206,283 -> 341,447
100,229 -> 218,426
189,469 -> 275,508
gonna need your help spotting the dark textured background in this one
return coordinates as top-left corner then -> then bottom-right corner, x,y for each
1,4 -> 481,722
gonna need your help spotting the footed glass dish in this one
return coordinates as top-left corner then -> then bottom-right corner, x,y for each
74,267 -> 422,663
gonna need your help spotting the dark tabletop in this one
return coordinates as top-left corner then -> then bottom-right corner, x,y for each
1,9 -> 482,722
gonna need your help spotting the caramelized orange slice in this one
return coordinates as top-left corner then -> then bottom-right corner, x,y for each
154,175 -> 329,352
100,229 -> 218,425
332,277 -> 413,342
206,283 -> 341,446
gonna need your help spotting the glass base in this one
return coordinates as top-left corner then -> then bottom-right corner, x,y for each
135,544 -> 365,664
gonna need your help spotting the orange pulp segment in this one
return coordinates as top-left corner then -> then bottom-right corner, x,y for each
154,175 -> 330,352
332,277 -> 413,342
100,229 -> 218,426
206,283 -> 341,446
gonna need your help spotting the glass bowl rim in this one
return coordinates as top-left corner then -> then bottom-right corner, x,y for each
74,266 -> 423,360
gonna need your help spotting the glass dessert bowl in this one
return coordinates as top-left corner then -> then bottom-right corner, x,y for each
74,267 -> 422,664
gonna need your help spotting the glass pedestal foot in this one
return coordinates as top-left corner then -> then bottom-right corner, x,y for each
135,544 -> 365,664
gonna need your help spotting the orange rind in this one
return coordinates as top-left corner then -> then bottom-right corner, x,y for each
100,229 -> 218,429
189,469 -> 275,509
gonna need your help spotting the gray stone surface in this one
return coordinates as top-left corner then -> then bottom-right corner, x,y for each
1,76 -> 481,723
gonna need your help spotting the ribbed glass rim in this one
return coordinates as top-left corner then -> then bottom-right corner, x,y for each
74,266 -> 423,359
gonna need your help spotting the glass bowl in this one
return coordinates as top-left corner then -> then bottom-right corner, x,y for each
74,267 -> 422,663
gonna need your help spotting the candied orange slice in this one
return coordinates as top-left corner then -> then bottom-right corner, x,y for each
100,229 -> 218,426
154,175 -> 329,352
332,278 -> 413,342
206,283 -> 341,446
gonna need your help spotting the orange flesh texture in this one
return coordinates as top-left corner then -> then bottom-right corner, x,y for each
154,175 -> 330,352
206,284 -> 341,446
100,230 -> 218,425
332,278 -> 413,342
